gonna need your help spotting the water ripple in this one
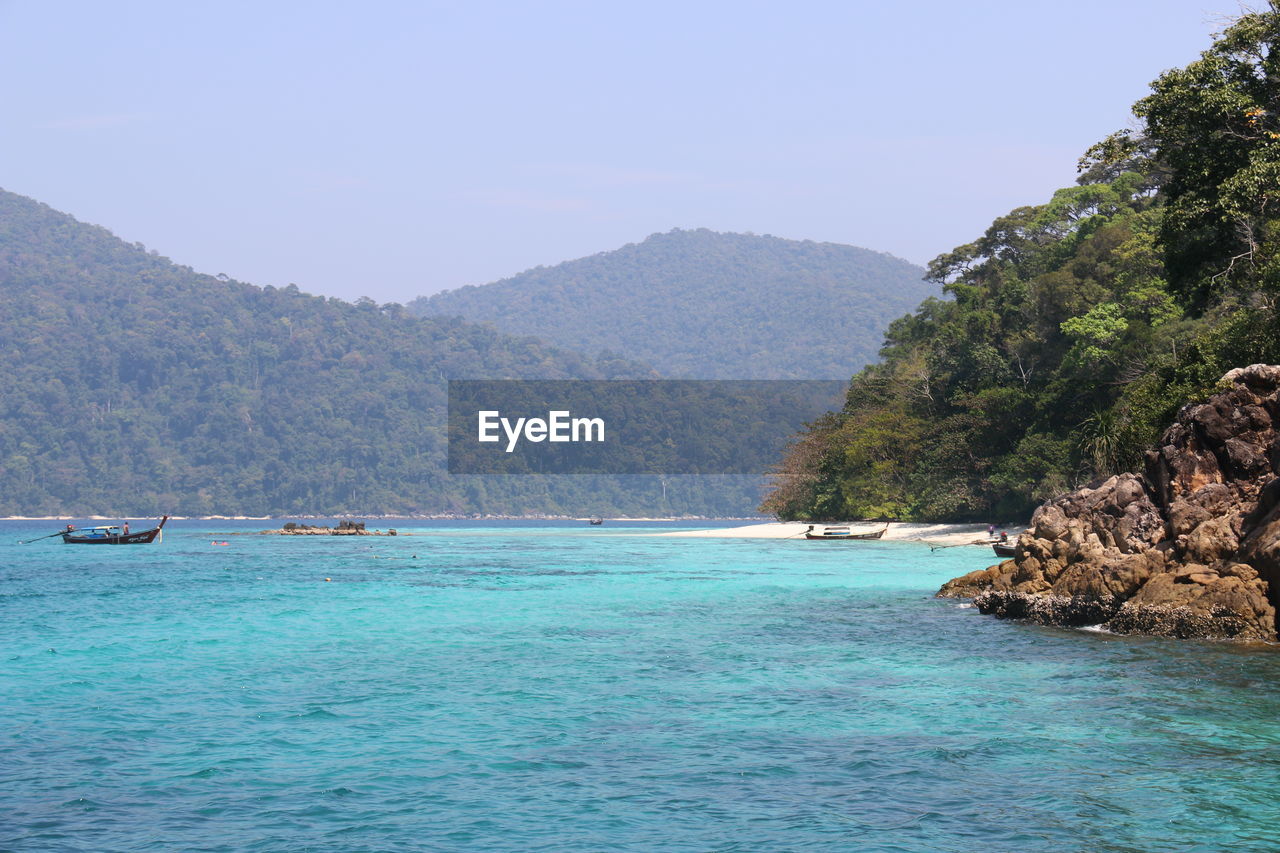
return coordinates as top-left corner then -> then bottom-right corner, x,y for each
1,523 -> 1279,851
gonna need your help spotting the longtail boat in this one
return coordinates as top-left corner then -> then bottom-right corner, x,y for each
804,523 -> 889,541
992,542 -> 1016,558
61,516 -> 168,545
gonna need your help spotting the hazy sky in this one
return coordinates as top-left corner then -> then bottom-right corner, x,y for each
0,1 -> 1249,304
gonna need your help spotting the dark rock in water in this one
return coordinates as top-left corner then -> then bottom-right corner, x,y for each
261,520 -> 401,536
970,590 -> 1122,626
939,364 -> 1280,642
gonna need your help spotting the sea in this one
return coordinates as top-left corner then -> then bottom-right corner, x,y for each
3,519 -> 1279,852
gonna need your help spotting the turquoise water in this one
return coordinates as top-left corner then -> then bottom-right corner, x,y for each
4,520 -> 1280,852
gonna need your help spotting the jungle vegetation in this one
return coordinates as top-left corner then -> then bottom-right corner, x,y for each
0,190 -> 763,517
763,5 -> 1280,522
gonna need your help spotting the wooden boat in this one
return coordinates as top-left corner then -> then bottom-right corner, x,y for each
588,518 -> 603,526
804,523 -> 888,541
992,542 -> 1017,558
61,516 -> 168,545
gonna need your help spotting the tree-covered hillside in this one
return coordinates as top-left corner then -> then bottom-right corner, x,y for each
764,6 -> 1280,522
410,229 -> 931,379
0,190 -> 760,517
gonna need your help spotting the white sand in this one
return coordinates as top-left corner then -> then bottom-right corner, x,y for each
655,521 -> 1023,546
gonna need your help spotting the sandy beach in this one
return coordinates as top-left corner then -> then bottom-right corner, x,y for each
655,520 -> 1023,547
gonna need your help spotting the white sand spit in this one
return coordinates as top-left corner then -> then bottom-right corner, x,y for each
655,521 -> 1022,546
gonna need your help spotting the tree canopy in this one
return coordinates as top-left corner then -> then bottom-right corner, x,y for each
763,5 -> 1280,522
0,190 -> 763,517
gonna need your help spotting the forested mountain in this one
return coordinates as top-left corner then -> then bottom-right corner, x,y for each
0,189 -> 760,517
409,229 -> 931,379
763,7 -> 1280,522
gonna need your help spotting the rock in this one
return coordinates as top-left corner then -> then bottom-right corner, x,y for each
1026,473 -> 1165,559
1168,483 -> 1234,536
940,365 -> 1280,642
938,563 -> 1010,598
973,590 -> 1120,626
257,520 -> 405,536
1221,363 -> 1280,389
1239,501 -> 1280,613
1181,515 -> 1239,563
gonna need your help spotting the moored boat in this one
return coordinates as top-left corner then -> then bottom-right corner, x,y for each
992,542 -> 1017,558
804,523 -> 888,541
61,516 -> 168,545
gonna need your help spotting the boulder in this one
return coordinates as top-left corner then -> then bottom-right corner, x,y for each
938,563 -> 1010,599
940,365 -> 1280,642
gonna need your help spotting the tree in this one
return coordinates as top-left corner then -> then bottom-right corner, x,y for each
1134,3 -> 1280,307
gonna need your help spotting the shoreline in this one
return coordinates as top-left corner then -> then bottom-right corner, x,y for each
0,515 -> 1023,547
0,515 -> 772,522
655,521 -> 1021,546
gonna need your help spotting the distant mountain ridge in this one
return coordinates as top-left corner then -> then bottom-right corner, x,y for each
1,188 -> 754,517
410,229 -> 933,379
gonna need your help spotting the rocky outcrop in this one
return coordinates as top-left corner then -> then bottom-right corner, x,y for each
258,520 -> 401,536
939,364 -> 1280,641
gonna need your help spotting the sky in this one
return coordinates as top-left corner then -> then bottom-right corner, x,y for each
0,0 -> 1253,304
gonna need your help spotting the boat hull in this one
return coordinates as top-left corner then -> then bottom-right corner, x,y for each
804,529 -> 886,541
60,516 -> 168,545
62,528 -> 163,545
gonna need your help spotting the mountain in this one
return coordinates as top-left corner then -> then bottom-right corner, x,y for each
762,7 -> 1280,523
409,229 -> 932,379
0,189 -> 762,517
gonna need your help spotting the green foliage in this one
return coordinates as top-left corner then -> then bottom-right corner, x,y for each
1132,3 -> 1280,307
1061,303 -> 1129,367
0,189 -> 765,517
764,5 -> 1280,522
410,229 -> 933,379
